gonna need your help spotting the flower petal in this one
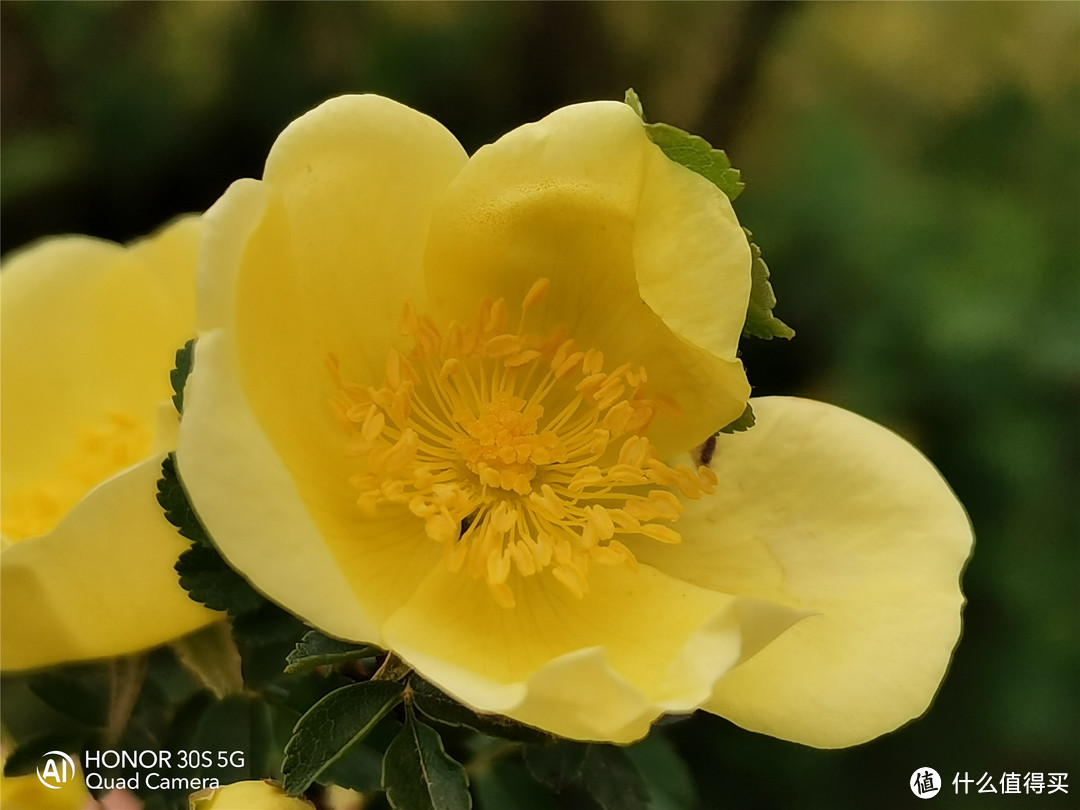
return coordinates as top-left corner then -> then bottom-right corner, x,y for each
261,93 -> 469,386
383,563 -> 802,742
1,455 -> 217,670
180,177 -> 444,642
1,218 -> 198,503
625,397 -> 973,747
423,101 -> 750,454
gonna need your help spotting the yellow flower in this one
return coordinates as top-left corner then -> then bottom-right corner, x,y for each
1,218 -> 219,671
190,780 -> 314,810
177,95 -> 972,746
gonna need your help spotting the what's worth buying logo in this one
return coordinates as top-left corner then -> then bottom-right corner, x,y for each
36,750 -> 77,789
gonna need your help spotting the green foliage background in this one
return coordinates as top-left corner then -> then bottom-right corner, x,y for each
2,2 -> 1077,808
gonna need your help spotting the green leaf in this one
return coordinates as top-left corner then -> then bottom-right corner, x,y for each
285,630 -> 381,674
383,711 -> 472,810
645,123 -> 745,202
282,680 -> 405,796
156,453 -> 211,547
231,602 -> 309,646
27,672 -> 107,728
410,676 -> 555,745
625,735 -> 697,810
523,742 -> 588,792
718,402 -> 756,435
625,89 -> 744,202
175,543 -> 266,616
172,623 -> 244,699
318,741 -> 384,793
170,339 -> 195,414
743,228 -> 795,340
580,745 -> 650,810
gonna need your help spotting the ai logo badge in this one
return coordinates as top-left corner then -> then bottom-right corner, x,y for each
36,750 -> 76,789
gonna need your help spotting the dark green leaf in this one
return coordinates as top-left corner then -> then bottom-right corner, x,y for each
156,453 -> 211,547
170,339 -> 195,414
410,676 -> 555,745
472,758 -> 564,810
625,735 -> 697,810
742,228 -> 795,340
318,741 -> 384,793
283,680 -> 405,796
580,745 -> 650,810
175,543 -> 265,616
232,602 -> 308,646
285,630 -> 381,674
383,712 -> 472,810
27,672 -> 107,727
2,730 -> 86,777
523,742 -> 588,792
718,402 -> 756,435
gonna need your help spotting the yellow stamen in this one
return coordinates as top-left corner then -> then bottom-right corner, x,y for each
330,283 -> 715,606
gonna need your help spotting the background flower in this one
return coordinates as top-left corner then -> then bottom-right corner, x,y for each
0,218 -> 218,671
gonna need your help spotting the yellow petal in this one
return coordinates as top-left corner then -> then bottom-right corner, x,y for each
424,100 -> 751,455
181,97 -> 467,639
0,758 -> 89,810
384,562 -> 802,742
191,780 -> 313,810
1,455 -> 216,670
1,218 -> 197,503
0,217 -> 218,670
626,397 -> 973,747
179,100 -> 465,643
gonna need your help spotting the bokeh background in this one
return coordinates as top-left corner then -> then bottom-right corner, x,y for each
2,2 -> 1077,808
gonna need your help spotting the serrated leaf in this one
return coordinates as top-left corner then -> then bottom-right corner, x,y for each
383,712 -> 472,810
156,453 -> 211,547
626,89 -> 744,202
625,735 -> 697,810
718,402 -> 755,435
580,745 -> 650,810
410,676 -> 555,745
2,730 -> 87,777
282,680 -> 404,796
175,544 -> 265,616
645,123 -> 745,202
743,228 -> 795,340
284,631 -> 380,674
27,672 -> 107,728
523,742 -> 588,792
170,339 -> 195,414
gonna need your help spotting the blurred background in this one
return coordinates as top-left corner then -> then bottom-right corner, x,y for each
2,2 -> 1077,808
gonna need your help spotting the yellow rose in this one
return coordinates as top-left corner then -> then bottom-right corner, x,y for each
1,218 -> 219,671
190,780 -> 313,810
176,95 -> 972,746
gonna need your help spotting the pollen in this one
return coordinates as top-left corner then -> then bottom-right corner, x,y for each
1,413 -> 151,542
331,281 -> 715,608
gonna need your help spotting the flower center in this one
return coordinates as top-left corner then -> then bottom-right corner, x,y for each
1,413 -> 150,542
330,280 -> 716,607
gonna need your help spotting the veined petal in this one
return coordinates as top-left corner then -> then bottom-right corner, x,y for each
384,563 -> 802,742
1,455 -> 216,670
424,101 -> 750,455
626,397 -> 973,747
